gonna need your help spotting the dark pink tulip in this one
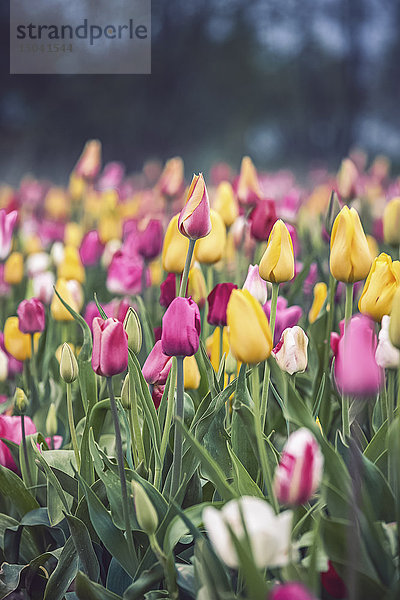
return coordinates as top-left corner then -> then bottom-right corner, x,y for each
303,262 -> 318,296
321,561 -> 347,599
333,314 -> 383,397
154,326 -> 162,342
92,317 -> 128,377
273,428 -> 323,506
39,220 -> 65,246
137,219 -> 163,261
270,582 -> 317,600
85,298 -> 130,331
0,209 -> 18,260
207,283 -> 237,327
122,231 -> 140,258
97,162 -> 125,191
162,297 -> 201,357
79,230 -> 104,266
107,250 -> 150,295
248,198 -> 277,242
152,385 -> 164,409
263,297 -> 303,345
17,298 -> 45,334
160,273 -> 177,308
0,414 -> 36,471
178,174 -> 211,240
142,340 -> 173,385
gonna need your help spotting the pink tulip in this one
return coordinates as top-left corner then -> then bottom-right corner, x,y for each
333,314 -> 383,397
137,219 -> 163,260
273,428 -> 323,506
39,220 -> 65,246
263,297 -> 303,345
160,273 -> 177,308
84,298 -> 130,331
0,414 -> 36,471
162,297 -> 201,357
0,209 -> 18,260
178,173 -> 211,240
142,340 -> 173,385
248,198 -> 277,242
17,298 -> 45,334
97,162 -> 125,191
242,265 -> 268,304
92,317 -> 128,377
79,230 -> 104,266
270,582 -> 317,600
106,250 -> 150,295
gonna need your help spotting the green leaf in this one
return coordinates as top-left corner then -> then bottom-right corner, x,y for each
65,514 -> 100,582
76,571 -> 123,600
227,444 -> 263,498
0,562 -> 25,600
43,536 -> 79,600
163,502 -> 211,555
0,464 -> 39,518
123,564 -> 164,600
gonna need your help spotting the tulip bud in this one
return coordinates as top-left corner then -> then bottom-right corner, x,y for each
92,317 -> 128,377
142,341 -> 173,385
79,230 -> 104,267
225,348 -> 238,376
194,209 -> 226,264
272,326 -> 308,375
270,583 -> 317,600
17,298 -> 45,334
75,139 -> 102,180
183,355 -> 201,390
329,206 -> 371,283
123,307 -> 142,354
158,156 -> 184,197
375,315 -> 400,369
4,317 -> 38,361
237,156 -> 262,205
14,387 -> 28,413
60,343 -> 79,383
178,173 -> 211,240
4,252 -> 24,285
249,198 -> 277,242
162,297 -> 201,357
121,374 -> 131,409
213,181 -> 238,227
46,403 -> 58,437
131,481 -> 158,535
337,158 -> 358,202
358,253 -> 400,322
242,264 -> 268,304
64,222 -> 83,248
187,265 -> 207,309
383,197 -> 400,246
58,246 -> 85,283
259,220 -> 295,284
389,287 -> 400,350
308,282 -> 327,324
0,209 -> 18,261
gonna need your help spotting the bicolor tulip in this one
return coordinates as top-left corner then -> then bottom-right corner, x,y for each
17,298 -> 45,334
207,282 -> 237,327
4,252 -> 24,285
203,496 -> 293,569
242,264 -> 268,304
213,181 -> 238,227
375,315 -> 400,369
227,289 -> 272,364
0,209 -> 18,260
137,218 -> 164,260
389,286 -> 400,349
308,282 -> 327,324
270,583 -> 317,600
97,161 -> 125,191
330,206 -> 371,283
158,156 -> 184,197
359,253 -> 400,322
4,317 -> 40,361
272,326 -> 308,375
194,209 -> 226,264
162,297 -> 201,357
92,317 -> 128,377
79,230 -> 104,266
236,156 -> 262,205
383,197 -> 400,246
178,173 -> 211,240
264,297 -> 302,346
142,340 -> 173,385
249,198 -> 277,242
58,246 -> 85,283
259,219 -> 294,283
32,271 -> 55,305
75,139 -> 102,180
162,214 -> 191,273
273,428 -> 323,506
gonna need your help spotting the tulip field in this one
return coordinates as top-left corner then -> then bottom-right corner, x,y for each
0,143 -> 400,600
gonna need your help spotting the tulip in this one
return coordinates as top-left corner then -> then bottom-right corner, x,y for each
101,239 -> 121,269
0,332 -> 22,376
259,219 -> 294,283
236,156 -> 262,205
132,481 -> 158,536
44,187 -> 70,220
270,583 -> 317,600
142,340 -> 173,385
273,428 -> 323,506
159,272 -> 177,308
207,283 -> 237,327
26,252 -> 50,278
213,181 -> 238,227
249,198 -> 277,242
272,326 -> 308,375
98,214 -> 122,244
184,355 -> 201,389
203,496 -> 293,569
4,252 -> 24,285
0,414 -> 36,471
0,209 -> 18,260
162,214 -> 191,273
194,209 -> 226,264
69,171 -> 86,202
75,139 -> 102,180
227,289 -> 272,364
123,307 -> 142,354
64,222 -> 83,248
51,278 -> 83,321
0,348 -> 8,382
337,157 -> 358,201
107,250 -> 149,295
321,561 -> 347,599
4,317 -> 39,361
79,230 -> 104,266
158,157 -> 184,197
152,385 -> 164,409
383,197 -> 400,246
187,265 -> 207,309
264,297 -> 302,346
333,315 -> 383,397
60,342 -> 79,383
389,286 -> 400,349
98,162 -> 125,191
375,315 -> 400,369
308,282 -> 327,324
58,246 -> 85,283
17,298 -> 45,334
329,206 -> 371,283
242,264 -> 268,304
32,271 -> 55,305
51,241 -> 65,267
366,234 -> 379,261
178,174 -> 211,240
137,219 -> 164,260
162,297 -> 201,357
92,317 -> 128,377
359,253 -> 400,322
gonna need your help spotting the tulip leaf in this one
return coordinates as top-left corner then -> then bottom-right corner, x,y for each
123,563 -> 164,600
43,536 -> 79,600
76,571 -> 123,600
199,339 -> 221,397
65,513 -> 100,582
163,501 -> 210,555
0,464 -> 39,519
94,292 -> 108,319
0,562 -> 25,600
227,444 -> 263,498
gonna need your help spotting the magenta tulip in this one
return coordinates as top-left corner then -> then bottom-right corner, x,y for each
263,297 -> 303,345
152,385 -> 164,409
17,298 -> 45,334
97,162 -> 125,191
160,273 -> 177,308
178,173 -> 211,240
162,297 -> 201,357
107,250 -> 149,295
142,340 -> 173,385
0,414 -> 36,471
92,317 -> 128,377
79,230 -> 104,266
321,561 -> 347,599
137,219 -> 164,260
249,198 -> 277,242
270,582 -> 317,600
207,283 -> 237,327
0,209 -> 18,260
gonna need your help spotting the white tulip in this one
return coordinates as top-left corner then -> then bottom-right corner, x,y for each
101,239 -> 122,269
32,271 -> 55,305
26,252 -> 50,278
51,242 -> 65,267
375,315 -> 400,370
272,326 -> 308,375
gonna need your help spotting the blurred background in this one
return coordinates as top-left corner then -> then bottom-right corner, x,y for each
1,0 -> 400,183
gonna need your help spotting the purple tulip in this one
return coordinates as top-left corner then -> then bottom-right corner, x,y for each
162,297 -> 201,357
263,297 -> 303,345
80,230 -> 104,266
92,317 -> 128,377
207,283 -> 237,327
17,298 -> 45,334
97,162 -> 125,191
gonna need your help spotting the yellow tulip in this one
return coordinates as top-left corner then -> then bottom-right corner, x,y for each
158,157 -> 184,197
389,287 -> 400,349
149,259 -> 162,286
337,158 -> 358,201
194,209 -> 226,264
4,252 -> 24,285
213,182 -> 238,227
4,317 -> 40,361
308,282 -> 328,324
237,156 -> 262,204
45,187 -> 70,220
162,214 -> 191,273
366,235 -> 379,261
358,253 -> 400,322
188,265 -> 207,308
98,213 -> 122,244
64,222 -> 83,248
184,355 -> 201,390
206,326 -> 230,372
383,197 -> 400,246
24,234 -> 42,255
58,246 -> 85,283
51,278 -> 82,321
227,289 -> 272,364
69,172 -> 86,202
259,219 -> 294,283
330,206 -> 371,283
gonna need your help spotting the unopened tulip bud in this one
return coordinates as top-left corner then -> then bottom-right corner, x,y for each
17,298 -> 45,334
225,348 -> 238,376
272,326 -> 308,375
337,157 -> 358,201
237,156 -> 262,205
162,214 -> 191,274
46,403 -> 58,437
389,287 -> 400,350
259,220 -> 294,284
75,139 -> 102,180
14,387 -> 28,413
178,173 -> 211,240
123,307 -> 142,354
330,206 -> 371,283
60,343 -> 79,383
375,315 -> 400,369
242,264 -> 268,304
183,355 -> 201,390
131,481 -> 158,535
207,283 -> 237,327
383,197 -> 400,246
92,317 -> 128,377
213,181 -> 238,227
121,374 -> 131,409
162,297 -> 201,357
359,253 -> 400,322
273,428 -> 323,506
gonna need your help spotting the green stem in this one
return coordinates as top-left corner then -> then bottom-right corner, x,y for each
21,414 -> 32,488
128,409 -> 139,469
388,369 -> 396,426
179,239 -> 195,297
30,334 -> 38,385
323,273 -> 337,373
397,365 -> 400,410
342,283 -> 354,439
170,356 -> 184,498
129,374 -> 146,468
149,533 -> 179,600
67,383 -> 81,470
154,358 -> 177,490
219,325 -> 224,366
260,283 -> 279,431
107,377 -> 137,565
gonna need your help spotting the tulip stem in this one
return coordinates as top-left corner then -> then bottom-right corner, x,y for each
260,283 -> 279,431
67,382 -> 81,470
342,283 -> 354,439
30,334 -> 38,386
269,283 -> 279,339
219,326 -> 224,366
171,356 -> 184,498
323,273 -> 337,373
21,414 -> 32,489
129,370 -> 146,469
387,369 -> 396,426
179,239 -> 195,297
106,377 -> 137,565
155,358 -> 177,490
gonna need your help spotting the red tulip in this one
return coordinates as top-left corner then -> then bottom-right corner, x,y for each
207,283 -> 237,327
17,298 -> 45,334
162,297 -> 201,357
160,273 -> 177,308
92,317 -> 128,377
321,561 -> 347,599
